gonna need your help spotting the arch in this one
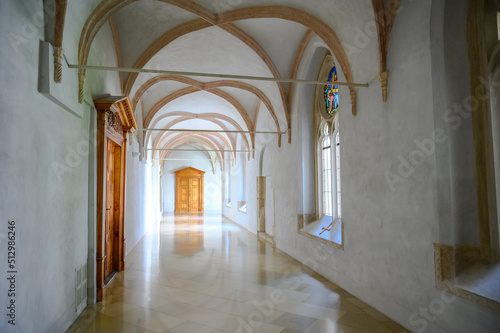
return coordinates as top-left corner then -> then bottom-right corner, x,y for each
288,29 -> 315,113
160,141 -> 219,171
145,112 -> 250,151
80,15 -> 288,122
216,6 -> 356,116
158,134 -> 225,170
131,75 -> 281,132
78,4 -> 357,119
155,130 -> 235,160
143,87 -> 254,135
123,8 -> 356,117
78,0 -> 215,71
160,133 -> 224,158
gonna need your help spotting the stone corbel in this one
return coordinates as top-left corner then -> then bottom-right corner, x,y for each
53,46 -> 64,83
79,70 -> 86,104
54,0 -> 67,83
372,0 -> 401,102
378,71 -> 390,102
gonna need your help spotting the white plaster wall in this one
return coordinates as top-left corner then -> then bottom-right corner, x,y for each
0,1 -> 157,331
125,136 -> 161,257
222,139 -> 259,233
430,0 -> 479,246
0,1 -> 116,332
161,150 -> 222,212
227,1 -> 500,332
1,1 -> 499,333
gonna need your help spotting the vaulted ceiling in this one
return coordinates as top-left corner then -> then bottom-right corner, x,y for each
72,0 -> 398,170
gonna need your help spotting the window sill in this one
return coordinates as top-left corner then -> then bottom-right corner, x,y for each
238,201 -> 247,214
299,215 -> 343,249
225,202 -> 231,208
434,244 -> 500,312
453,262 -> 500,303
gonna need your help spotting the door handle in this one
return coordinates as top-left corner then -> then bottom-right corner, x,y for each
106,206 -> 112,211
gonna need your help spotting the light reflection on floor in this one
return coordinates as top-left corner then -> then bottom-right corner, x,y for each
68,212 -> 409,333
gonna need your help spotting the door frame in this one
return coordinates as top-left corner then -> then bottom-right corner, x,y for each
94,96 -> 137,301
174,167 -> 205,212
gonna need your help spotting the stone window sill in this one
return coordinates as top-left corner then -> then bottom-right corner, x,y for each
434,244 -> 500,312
238,201 -> 247,214
299,215 -> 343,249
453,262 -> 500,303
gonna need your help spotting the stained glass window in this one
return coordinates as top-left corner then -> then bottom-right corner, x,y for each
324,67 -> 339,115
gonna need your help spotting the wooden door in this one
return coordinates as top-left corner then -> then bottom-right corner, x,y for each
94,97 -> 137,302
104,139 -> 115,278
178,178 -> 190,212
175,167 -> 205,212
189,178 -> 200,211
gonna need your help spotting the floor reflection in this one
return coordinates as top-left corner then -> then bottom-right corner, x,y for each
174,213 -> 205,256
68,212 -> 409,333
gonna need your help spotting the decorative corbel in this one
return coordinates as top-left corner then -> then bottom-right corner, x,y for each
372,0 -> 401,102
378,71 -> 390,102
79,70 -> 86,104
54,0 -> 68,83
53,46 -> 64,83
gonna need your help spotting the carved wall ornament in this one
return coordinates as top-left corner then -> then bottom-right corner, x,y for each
78,72 -> 86,104
378,71 -> 390,102
106,109 -> 124,134
53,46 -> 64,83
54,0 -> 68,83
371,0 -> 401,102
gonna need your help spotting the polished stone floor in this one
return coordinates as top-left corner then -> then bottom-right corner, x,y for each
68,212 -> 409,333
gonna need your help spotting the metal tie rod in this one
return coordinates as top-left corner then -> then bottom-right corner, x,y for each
154,158 -> 233,161
148,148 -> 252,152
67,63 -> 369,87
138,128 -> 285,134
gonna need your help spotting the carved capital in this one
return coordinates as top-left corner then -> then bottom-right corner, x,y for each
53,46 -> 64,83
378,71 -> 390,102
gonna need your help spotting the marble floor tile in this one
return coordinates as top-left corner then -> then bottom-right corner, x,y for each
116,307 -> 185,332
162,320 -> 215,333
270,312 -> 317,331
67,212 -> 409,333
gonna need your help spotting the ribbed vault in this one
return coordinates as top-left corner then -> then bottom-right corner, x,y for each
75,1 -> 380,164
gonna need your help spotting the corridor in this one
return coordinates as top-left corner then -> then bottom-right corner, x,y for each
68,213 -> 408,333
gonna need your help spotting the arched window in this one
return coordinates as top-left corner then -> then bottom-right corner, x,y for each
298,54 -> 343,248
335,130 -> 341,217
317,64 -> 342,221
321,124 -> 332,216
318,117 -> 341,220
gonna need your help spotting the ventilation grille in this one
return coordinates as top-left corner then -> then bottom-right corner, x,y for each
75,263 -> 87,312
